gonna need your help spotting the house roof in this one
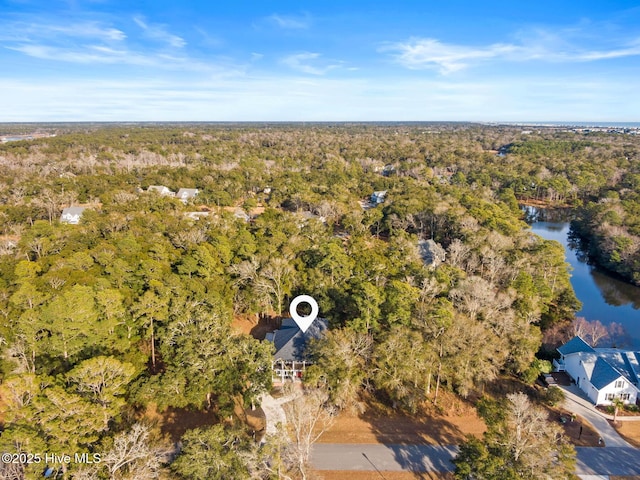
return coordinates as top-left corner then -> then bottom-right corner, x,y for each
418,239 -> 446,266
591,357 -> 625,390
595,348 -> 640,386
233,208 -> 250,221
267,317 -> 328,362
61,206 -> 86,217
177,188 -> 198,198
148,185 -> 174,195
558,336 -> 595,355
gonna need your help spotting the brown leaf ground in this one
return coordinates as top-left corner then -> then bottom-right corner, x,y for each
318,392 -> 485,446
613,421 -> 640,448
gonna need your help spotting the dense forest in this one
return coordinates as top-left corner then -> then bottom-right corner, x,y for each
0,123 -> 637,479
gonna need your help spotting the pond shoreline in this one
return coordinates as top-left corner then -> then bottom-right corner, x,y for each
524,205 -> 640,348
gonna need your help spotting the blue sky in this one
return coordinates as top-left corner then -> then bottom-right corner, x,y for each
2,0 -> 640,121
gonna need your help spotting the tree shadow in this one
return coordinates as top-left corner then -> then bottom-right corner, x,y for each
155,406 -> 219,442
576,446 -> 640,476
361,396 -> 478,475
249,314 -> 282,340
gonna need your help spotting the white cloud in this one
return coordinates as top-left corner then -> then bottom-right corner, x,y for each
51,23 -> 126,41
6,42 -> 229,73
133,16 -> 186,48
0,16 -> 218,70
267,14 -> 310,30
0,20 -> 126,43
7,44 -> 161,66
281,52 -> 339,75
383,36 -> 640,74
383,38 -> 518,73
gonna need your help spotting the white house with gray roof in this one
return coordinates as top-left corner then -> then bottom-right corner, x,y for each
176,188 -> 199,203
60,206 -> 86,225
265,317 -> 328,382
554,336 -> 640,405
147,185 -> 174,196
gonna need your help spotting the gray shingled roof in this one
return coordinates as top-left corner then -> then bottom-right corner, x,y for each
61,206 -> 86,216
558,336 -> 595,355
268,317 -> 328,362
591,357 -> 625,390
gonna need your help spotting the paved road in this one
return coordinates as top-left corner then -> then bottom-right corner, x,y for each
311,444 -> 458,472
560,384 -> 633,448
576,447 -> 640,476
310,385 -> 640,476
311,444 -> 640,476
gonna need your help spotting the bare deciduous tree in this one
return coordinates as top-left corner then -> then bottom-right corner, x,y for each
283,388 -> 336,480
255,258 -> 293,315
572,317 -> 609,346
100,423 -> 171,480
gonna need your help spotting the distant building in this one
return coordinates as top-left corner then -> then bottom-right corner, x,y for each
370,190 -> 387,205
60,206 -> 86,225
554,336 -> 640,405
296,211 -> 327,225
266,317 -> 328,382
418,239 -> 446,267
185,211 -> 211,220
176,188 -> 199,203
233,208 -> 251,222
147,185 -> 174,196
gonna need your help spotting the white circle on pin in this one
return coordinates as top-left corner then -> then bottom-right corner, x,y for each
289,295 -> 319,333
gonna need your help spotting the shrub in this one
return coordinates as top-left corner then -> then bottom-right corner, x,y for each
522,359 -> 554,385
544,386 -> 565,406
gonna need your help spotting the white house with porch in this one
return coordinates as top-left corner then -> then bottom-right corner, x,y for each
265,317 -> 328,382
554,336 -> 640,405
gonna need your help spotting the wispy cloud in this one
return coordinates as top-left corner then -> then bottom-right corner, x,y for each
267,13 -> 311,30
8,44 -> 157,66
0,16 -> 223,71
383,35 -> 640,74
0,20 -> 126,43
6,42 -> 240,74
133,16 -> 186,48
281,52 -> 339,75
49,23 -> 126,41
383,38 -> 517,73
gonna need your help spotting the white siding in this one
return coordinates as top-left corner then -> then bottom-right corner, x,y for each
564,354 -> 587,385
596,380 -> 638,406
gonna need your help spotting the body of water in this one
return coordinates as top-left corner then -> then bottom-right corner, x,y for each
526,209 -> 640,348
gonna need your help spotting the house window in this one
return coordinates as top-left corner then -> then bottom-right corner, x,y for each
621,393 -> 631,401
605,393 -> 615,401
615,380 -> 625,388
